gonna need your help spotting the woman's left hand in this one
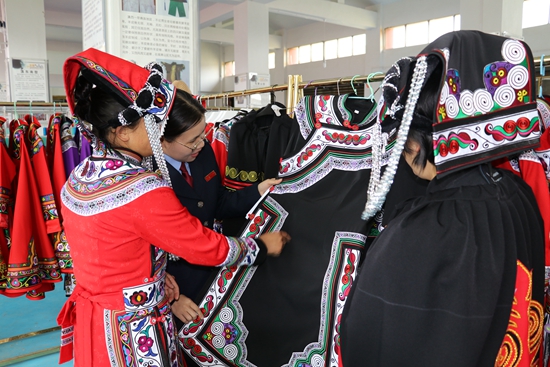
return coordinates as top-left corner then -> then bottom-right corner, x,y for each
258,178 -> 282,196
165,273 -> 180,303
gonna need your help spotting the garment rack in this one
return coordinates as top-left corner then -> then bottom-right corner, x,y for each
201,56 -> 550,102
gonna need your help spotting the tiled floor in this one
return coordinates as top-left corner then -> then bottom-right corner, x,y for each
0,283 -> 73,366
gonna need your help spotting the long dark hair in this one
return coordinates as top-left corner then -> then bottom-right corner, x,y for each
73,75 -> 128,147
163,89 -> 206,142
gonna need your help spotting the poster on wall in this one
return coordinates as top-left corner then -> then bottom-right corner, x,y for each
120,0 -> 194,91
8,59 -> 49,102
82,0 -> 106,50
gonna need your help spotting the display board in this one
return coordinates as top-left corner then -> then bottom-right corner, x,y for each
8,58 -> 49,102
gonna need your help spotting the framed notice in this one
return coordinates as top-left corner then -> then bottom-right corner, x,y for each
8,58 -> 49,102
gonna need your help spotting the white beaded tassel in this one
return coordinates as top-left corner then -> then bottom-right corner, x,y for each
361,56 -> 428,220
144,114 -> 172,188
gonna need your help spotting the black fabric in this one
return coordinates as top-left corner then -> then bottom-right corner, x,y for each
381,155 -> 430,226
239,168 -> 370,367
340,165 -> 545,367
223,103 -> 286,235
230,96 -> 375,366
264,112 -> 294,179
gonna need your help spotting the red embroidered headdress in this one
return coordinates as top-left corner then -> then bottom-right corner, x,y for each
63,48 -> 176,185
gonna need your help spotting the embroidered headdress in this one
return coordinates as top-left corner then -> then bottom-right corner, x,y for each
363,30 -> 541,220
63,48 -> 176,185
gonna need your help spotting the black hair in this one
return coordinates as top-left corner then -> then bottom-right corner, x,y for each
162,89 -> 206,142
402,59 -> 442,170
72,76 -> 206,148
73,74 -> 128,148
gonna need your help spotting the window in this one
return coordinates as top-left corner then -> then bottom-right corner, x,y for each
224,61 -> 235,77
325,39 -> 338,60
385,15 -> 461,49
523,0 -> 550,28
268,52 -> 275,69
286,36 -> 367,65
338,36 -> 353,58
353,34 -> 366,55
311,42 -> 324,62
287,47 -> 299,65
299,44 -> 311,64
385,25 -> 405,49
406,21 -> 429,47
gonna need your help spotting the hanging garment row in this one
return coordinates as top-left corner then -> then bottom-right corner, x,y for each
0,114 -> 88,300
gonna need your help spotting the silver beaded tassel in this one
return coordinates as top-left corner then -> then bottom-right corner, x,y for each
361,56 -> 428,220
144,114 -> 180,261
144,114 -> 172,188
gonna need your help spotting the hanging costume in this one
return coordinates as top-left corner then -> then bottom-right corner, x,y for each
57,48 -> 269,367
5,119 -> 61,299
61,117 -> 80,179
223,102 -> 290,236
0,118 -> 15,295
340,30 -> 545,367
179,94 -> 380,367
25,115 -> 63,299
47,114 -> 76,295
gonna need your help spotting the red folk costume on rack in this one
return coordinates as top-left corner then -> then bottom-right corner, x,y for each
47,114 -> 73,274
25,115 -> 63,299
0,117 -> 15,295
4,119 -> 61,299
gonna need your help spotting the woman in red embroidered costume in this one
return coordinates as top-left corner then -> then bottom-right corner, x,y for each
56,48 -> 290,367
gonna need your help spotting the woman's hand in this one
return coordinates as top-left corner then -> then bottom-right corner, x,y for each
258,178 -> 282,196
165,273 -> 180,303
258,231 -> 291,256
171,294 -> 204,323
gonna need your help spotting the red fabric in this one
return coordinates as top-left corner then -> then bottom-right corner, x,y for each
496,261 -> 544,367
495,154 -> 550,266
47,115 -> 74,273
180,162 -> 193,187
0,119 -> 15,295
211,138 -> 228,187
26,115 -> 61,234
63,48 -> 149,114
6,122 -> 61,297
211,124 -> 230,187
58,186 -> 232,365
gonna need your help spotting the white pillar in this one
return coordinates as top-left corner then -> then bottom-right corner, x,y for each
460,0 -> 523,39
233,1 -> 269,76
233,1 -> 270,107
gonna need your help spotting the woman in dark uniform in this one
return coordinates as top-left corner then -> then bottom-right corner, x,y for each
161,89 -> 281,328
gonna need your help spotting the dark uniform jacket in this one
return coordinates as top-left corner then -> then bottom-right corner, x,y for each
166,143 -> 260,304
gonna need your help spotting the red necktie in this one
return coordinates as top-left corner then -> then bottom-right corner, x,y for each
180,162 -> 193,187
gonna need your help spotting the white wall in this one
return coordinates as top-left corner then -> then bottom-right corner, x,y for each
47,40 -> 83,98
200,41 -> 222,94
523,24 -> 550,57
